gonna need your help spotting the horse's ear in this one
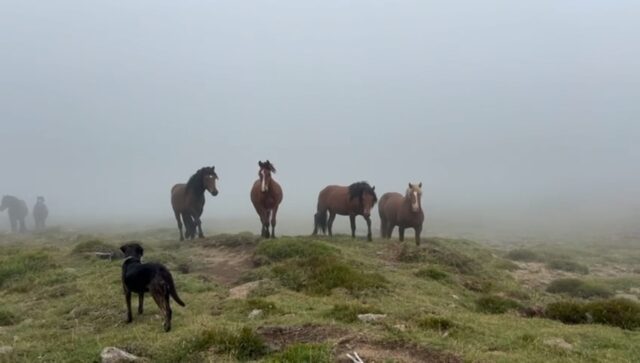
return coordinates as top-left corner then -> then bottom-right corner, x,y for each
408,183 -> 412,188
258,161 -> 263,167
372,186 -> 375,191
212,166 -> 215,171
419,182 -> 422,188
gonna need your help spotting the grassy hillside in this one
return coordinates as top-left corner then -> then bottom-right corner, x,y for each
1,230 -> 639,362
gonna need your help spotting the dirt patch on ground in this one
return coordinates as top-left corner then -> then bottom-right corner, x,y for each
192,245 -> 256,286
333,336 -> 462,363
257,324 -> 350,350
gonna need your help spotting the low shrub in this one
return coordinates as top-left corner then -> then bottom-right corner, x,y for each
325,303 -> 382,323
546,278 -> 612,299
475,295 -> 522,314
546,259 -> 589,274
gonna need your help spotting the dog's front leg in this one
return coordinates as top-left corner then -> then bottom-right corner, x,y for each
125,290 -> 133,323
138,293 -> 144,315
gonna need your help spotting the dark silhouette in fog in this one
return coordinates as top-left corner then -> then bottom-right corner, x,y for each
170,167 -> 219,241
33,196 -> 48,231
313,182 -> 378,241
0,195 -> 28,233
379,183 -> 425,245
250,160 -> 283,238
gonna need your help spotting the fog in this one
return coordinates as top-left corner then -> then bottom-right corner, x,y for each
1,1 -> 639,240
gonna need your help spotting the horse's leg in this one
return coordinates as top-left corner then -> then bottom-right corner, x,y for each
414,226 -> 422,246
10,217 -> 17,233
19,218 -> 26,233
270,207 -> 278,239
380,218 -> 387,238
349,215 -> 356,238
365,215 -> 372,241
327,212 -> 336,237
194,214 -> 204,239
312,213 -> 318,236
398,227 -> 405,242
182,214 -> 195,239
259,209 -> 269,238
174,211 -> 184,241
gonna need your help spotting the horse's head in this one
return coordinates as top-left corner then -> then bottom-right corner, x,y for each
0,196 -> 8,211
201,166 -> 219,196
258,160 -> 276,192
406,182 -> 423,213
361,186 -> 377,217
37,196 -> 45,203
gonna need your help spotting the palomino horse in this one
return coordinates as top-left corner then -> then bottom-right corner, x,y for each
33,196 -> 49,231
379,183 -> 424,245
250,160 -> 283,238
312,181 -> 377,241
0,195 -> 28,233
171,166 -> 219,241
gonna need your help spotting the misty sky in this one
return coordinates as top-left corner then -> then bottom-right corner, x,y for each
1,1 -> 639,235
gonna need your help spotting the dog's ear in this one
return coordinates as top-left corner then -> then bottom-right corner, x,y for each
120,245 -> 128,254
136,245 -> 144,256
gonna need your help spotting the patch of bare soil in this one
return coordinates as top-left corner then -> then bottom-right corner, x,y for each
257,324 -> 350,351
192,244 -> 256,286
333,336 -> 462,363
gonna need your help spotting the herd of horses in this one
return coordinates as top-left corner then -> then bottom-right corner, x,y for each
0,195 -> 48,233
171,162 -> 425,245
1,162 -> 424,244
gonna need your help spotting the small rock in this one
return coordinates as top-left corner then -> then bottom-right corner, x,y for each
101,347 -> 139,363
451,294 -> 459,300
63,267 -> 77,274
629,287 -> 640,295
0,346 -> 13,354
357,313 -> 386,323
248,309 -> 263,319
543,338 -> 573,351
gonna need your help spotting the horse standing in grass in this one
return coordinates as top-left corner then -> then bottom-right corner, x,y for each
0,195 -> 28,233
312,181 -> 377,241
33,196 -> 49,231
250,160 -> 283,238
171,166 -> 219,241
379,182 -> 424,245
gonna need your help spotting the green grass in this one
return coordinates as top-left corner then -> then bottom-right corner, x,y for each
324,303 -> 382,323
546,278 -> 613,299
545,298 -> 640,330
1,232 -> 640,362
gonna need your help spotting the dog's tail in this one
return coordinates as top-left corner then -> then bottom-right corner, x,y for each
165,271 -> 186,307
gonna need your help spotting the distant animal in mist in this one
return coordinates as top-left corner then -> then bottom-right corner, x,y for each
171,166 -> 219,241
120,242 -> 185,332
33,196 -> 49,231
0,195 -> 28,233
250,160 -> 283,238
312,181 -> 378,241
379,183 -> 425,245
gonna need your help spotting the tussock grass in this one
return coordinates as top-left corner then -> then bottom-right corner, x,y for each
198,232 -> 261,248
415,267 -> 449,282
546,298 -> 640,330
255,239 -> 338,263
475,295 -> 522,314
325,303 -> 382,323
545,259 -> 589,274
417,316 -> 456,332
266,343 -> 330,363
0,251 -> 56,287
546,278 -> 612,299
71,239 -> 121,256
0,309 -> 19,326
506,249 -> 542,262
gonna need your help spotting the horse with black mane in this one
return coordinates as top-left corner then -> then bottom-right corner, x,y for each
250,160 -> 283,238
379,182 -> 425,245
33,196 -> 49,231
170,166 -> 219,241
0,195 -> 28,233
312,181 -> 377,241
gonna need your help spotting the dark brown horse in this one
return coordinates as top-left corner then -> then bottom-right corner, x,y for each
0,195 -> 28,233
379,182 -> 424,245
312,182 -> 377,241
33,196 -> 49,231
170,166 -> 219,241
250,160 -> 283,238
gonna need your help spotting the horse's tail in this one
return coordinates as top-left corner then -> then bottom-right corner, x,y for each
314,209 -> 328,234
165,270 -> 185,307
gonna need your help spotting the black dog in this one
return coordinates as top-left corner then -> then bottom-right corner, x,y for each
120,242 -> 185,332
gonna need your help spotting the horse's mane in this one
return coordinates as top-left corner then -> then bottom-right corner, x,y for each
186,167 -> 216,194
348,181 -> 377,203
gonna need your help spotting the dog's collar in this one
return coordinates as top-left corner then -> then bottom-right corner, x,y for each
123,256 -> 141,263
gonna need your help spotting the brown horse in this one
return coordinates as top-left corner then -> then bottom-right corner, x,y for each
379,182 -> 424,245
0,195 -> 28,233
170,166 -> 219,241
250,160 -> 283,238
312,182 -> 377,241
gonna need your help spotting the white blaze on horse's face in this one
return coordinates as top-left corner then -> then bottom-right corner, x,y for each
407,183 -> 422,212
260,169 -> 268,192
